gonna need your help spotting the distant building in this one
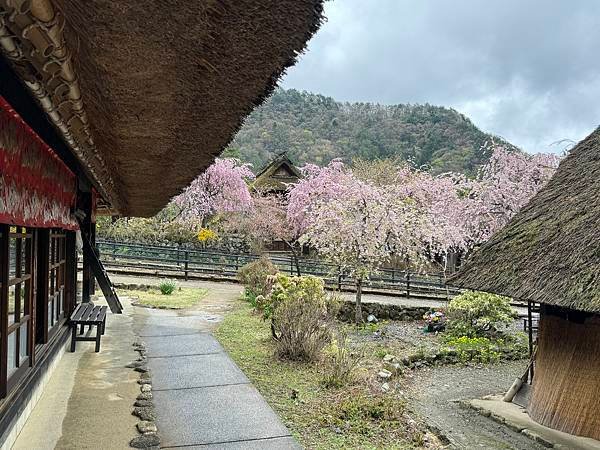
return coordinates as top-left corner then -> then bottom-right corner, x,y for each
252,154 -> 302,252
253,153 -> 302,195
450,128 -> 600,440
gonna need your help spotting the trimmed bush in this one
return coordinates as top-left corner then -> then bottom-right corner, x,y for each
270,274 -> 337,361
446,291 -> 514,338
237,257 -> 278,303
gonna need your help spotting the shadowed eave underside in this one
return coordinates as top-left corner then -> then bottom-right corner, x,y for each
55,0 -> 324,216
450,127 -> 600,314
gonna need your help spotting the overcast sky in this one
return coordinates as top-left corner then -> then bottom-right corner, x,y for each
282,0 -> 600,154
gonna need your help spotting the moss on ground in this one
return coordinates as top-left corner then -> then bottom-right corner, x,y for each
214,302 -> 429,449
124,288 -> 208,309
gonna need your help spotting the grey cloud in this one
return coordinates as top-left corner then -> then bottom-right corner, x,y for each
282,0 -> 600,153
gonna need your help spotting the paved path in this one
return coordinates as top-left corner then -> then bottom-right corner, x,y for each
111,274 -> 529,317
132,288 -> 300,449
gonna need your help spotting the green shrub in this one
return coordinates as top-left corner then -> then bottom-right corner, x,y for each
237,257 -> 278,300
270,274 -> 337,361
159,279 -> 176,295
446,291 -> 514,338
442,336 -> 501,363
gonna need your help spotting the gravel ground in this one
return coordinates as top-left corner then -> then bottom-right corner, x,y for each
404,362 -> 545,450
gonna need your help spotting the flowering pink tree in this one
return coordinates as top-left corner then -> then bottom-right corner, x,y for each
291,161 -> 432,323
391,167 -> 471,258
465,144 -> 561,243
221,192 -> 304,275
173,158 -> 254,225
286,160 -> 351,237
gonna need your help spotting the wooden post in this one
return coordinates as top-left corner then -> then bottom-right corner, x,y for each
527,300 -> 534,382
0,225 -> 9,397
36,229 -> 49,345
65,231 -> 77,316
406,269 -> 411,298
80,191 -> 94,303
184,250 -> 189,281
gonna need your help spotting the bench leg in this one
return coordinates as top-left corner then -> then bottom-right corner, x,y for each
79,323 -> 85,335
71,325 -> 77,352
101,318 -> 106,335
95,324 -> 101,352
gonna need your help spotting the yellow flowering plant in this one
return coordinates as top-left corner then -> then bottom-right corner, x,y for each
197,228 -> 217,242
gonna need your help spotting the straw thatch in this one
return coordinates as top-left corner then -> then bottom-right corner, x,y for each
2,1 -> 323,216
253,153 -> 302,193
529,310 -> 600,439
58,0 -> 323,216
450,127 -> 600,313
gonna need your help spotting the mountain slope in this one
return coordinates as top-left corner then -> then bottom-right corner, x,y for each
226,89 -> 509,174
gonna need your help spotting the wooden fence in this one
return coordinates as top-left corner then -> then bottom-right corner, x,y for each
96,240 -> 463,300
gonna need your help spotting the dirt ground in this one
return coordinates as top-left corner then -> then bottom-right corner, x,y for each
404,362 -> 546,449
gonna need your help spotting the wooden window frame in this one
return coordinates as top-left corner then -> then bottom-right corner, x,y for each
0,225 -> 76,399
0,226 -> 36,396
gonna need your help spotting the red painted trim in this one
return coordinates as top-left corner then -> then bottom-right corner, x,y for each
0,96 -> 78,230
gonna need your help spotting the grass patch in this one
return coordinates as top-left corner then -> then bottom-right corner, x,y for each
125,287 -> 208,309
215,302 -> 429,449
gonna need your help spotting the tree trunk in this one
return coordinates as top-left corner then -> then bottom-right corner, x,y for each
355,278 -> 363,324
270,319 -> 279,340
284,240 -> 301,276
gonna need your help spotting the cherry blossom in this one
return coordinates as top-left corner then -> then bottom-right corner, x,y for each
174,158 -> 254,225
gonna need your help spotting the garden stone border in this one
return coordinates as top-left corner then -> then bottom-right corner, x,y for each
337,300 -> 431,323
128,340 -> 161,449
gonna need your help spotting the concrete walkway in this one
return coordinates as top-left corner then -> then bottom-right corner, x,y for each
133,292 -> 300,449
12,297 -> 139,449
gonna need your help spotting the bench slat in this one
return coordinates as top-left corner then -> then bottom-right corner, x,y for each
96,307 -> 108,322
70,304 -> 108,324
86,306 -> 102,322
71,303 -> 92,321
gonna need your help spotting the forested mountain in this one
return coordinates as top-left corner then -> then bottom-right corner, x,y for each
225,89 -> 513,175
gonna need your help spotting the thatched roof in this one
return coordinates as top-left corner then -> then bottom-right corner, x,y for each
0,0 -> 324,216
450,127 -> 600,313
253,153 -> 302,192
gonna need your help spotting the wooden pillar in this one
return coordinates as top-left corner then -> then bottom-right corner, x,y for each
35,229 -> 49,345
0,224 -> 9,398
79,191 -> 95,303
65,231 -> 77,314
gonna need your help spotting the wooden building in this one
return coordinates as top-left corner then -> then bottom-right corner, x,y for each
0,0 -> 323,445
450,128 -> 600,440
252,153 -> 302,252
253,152 -> 302,195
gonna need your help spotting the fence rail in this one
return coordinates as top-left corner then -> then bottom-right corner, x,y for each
97,240 -> 462,300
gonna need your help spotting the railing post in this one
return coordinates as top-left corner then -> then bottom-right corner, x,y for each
337,265 -> 342,291
184,250 -> 189,281
406,269 -> 411,298
290,257 -> 294,276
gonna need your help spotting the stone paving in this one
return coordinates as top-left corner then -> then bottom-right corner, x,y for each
133,298 -> 301,449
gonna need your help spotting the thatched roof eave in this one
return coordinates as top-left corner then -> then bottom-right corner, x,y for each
450,127 -> 600,314
0,0 -> 324,216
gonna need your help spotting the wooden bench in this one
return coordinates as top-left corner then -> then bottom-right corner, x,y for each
70,303 -> 108,352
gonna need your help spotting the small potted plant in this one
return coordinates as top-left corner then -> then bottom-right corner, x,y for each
423,309 -> 446,332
